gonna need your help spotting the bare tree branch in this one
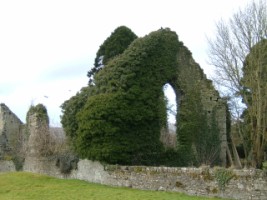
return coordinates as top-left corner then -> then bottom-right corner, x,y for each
208,0 -> 267,167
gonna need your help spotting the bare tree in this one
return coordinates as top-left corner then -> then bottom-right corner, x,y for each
208,0 -> 267,167
242,39 -> 267,167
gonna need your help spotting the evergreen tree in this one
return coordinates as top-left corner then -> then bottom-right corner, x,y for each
87,26 -> 137,84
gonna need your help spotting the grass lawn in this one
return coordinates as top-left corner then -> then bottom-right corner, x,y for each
0,172 -> 224,200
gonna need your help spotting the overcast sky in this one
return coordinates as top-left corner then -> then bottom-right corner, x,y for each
0,0 -> 252,126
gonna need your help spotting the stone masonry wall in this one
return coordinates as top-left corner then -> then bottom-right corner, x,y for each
75,161 -> 267,200
22,158 -> 267,200
0,103 -> 24,159
175,48 -> 227,166
2,103 -> 266,200
0,160 -> 16,172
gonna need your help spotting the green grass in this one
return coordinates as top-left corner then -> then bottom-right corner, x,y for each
0,172 -> 223,200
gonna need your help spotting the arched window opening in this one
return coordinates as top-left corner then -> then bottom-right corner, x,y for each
163,83 -> 177,133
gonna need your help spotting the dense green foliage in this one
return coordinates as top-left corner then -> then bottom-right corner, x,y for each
0,172 -> 222,200
88,26 -> 137,84
61,26 -> 224,166
61,86 -> 91,140
175,47 -> 221,166
177,86 -> 204,165
194,110 -> 221,166
178,86 -> 221,166
77,29 -> 180,165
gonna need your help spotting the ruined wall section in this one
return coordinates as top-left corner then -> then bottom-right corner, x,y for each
24,110 -> 51,172
198,78 -> 227,166
175,44 -> 227,165
25,113 -> 45,157
23,108 -> 75,176
24,112 -> 45,172
0,103 -> 24,160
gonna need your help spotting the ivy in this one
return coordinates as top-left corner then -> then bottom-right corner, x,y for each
61,26 -> 224,166
60,86 -> 91,140
88,26 -> 137,84
215,168 -> 234,191
75,28 -> 180,165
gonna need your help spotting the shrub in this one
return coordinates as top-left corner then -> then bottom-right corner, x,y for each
215,168 -> 234,191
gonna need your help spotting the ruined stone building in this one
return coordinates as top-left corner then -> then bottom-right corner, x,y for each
1,28 -> 228,168
0,103 -> 24,159
0,103 -> 64,166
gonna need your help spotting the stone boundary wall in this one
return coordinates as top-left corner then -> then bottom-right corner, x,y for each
22,158 -> 267,200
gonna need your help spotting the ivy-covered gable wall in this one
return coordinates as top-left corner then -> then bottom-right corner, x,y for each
175,43 -> 227,166
76,29 -> 180,165
61,27 -> 227,166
